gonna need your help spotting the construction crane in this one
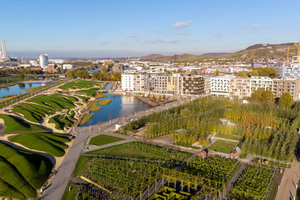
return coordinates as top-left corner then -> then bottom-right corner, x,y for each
287,46 -> 290,65
294,40 -> 300,64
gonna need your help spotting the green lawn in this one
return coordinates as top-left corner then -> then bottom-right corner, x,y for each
297,179 -> 300,200
75,95 -> 90,103
10,132 -> 70,157
73,156 -> 91,177
89,134 -> 124,146
0,141 -> 53,199
49,114 -> 75,130
77,88 -> 98,97
208,140 -> 239,154
29,94 -> 78,111
215,133 -> 242,141
86,141 -> 192,162
0,114 -> 48,134
59,80 -> 100,90
62,182 -> 77,200
13,103 -> 55,123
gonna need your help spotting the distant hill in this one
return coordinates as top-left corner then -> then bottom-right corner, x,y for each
140,42 -> 298,63
225,43 -> 297,60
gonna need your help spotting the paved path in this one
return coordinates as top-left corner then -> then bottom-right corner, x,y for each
225,163 -> 246,197
275,159 -> 300,200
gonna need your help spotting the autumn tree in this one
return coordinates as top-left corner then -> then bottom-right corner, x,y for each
279,93 -> 294,108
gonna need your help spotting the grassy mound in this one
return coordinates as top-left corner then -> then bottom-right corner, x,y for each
0,141 -> 53,198
49,114 -> 75,130
13,103 -> 55,123
77,88 -> 98,97
0,115 -> 48,134
89,134 -> 124,146
75,95 -> 90,103
59,80 -> 100,90
11,132 -> 70,157
96,93 -> 107,98
29,94 -> 78,111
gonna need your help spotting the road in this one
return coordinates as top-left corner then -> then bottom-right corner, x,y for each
275,159 -> 300,200
40,97 -> 192,200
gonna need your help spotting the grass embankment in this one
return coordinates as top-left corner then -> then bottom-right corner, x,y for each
297,179 -> 300,200
77,88 -> 98,97
25,83 -> 51,92
80,113 -> 95,125
89,100 -> 102,112
0,114 -> 48,134
0,77 -> 20,85
89,134 -> 124,146
49,114 -> 75,130
11,132 -> 70,157
0,94 -> 17,98
28,94 -> 78,111
62,182 -> 77,200
86,141 -> 192,161
59,80 -> 100,90
13,103 -> 55,123
0,141 -> 53,199
75,95 -> 90,103
208,140 -> 239,154
98,99 -> 111,106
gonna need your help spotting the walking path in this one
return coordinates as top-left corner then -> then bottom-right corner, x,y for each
224,163 -> 246,197
275,159 -> 300,200
82,139 -> 133,153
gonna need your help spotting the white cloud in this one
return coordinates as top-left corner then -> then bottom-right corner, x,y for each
249,24 -> 262,28
128,35 -> 138,38
172,20 -> 192,28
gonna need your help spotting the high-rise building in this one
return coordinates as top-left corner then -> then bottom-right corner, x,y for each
39,54 -> 49,69
1,40 -> 7,59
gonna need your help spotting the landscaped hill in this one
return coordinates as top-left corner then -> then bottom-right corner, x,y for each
141,42 -> 298,62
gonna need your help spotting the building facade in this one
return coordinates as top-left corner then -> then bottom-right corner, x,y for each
272,79 -> 300,101
229,77 -> 251,99
210,76 -> 231,97
39,54 -> 48,69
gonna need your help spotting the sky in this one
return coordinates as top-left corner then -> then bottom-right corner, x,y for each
1,0 -> 300,58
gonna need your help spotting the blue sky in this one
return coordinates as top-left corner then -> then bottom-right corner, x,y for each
1,0 -> 300,58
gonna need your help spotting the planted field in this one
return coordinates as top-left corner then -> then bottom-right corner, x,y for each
183,156 -> 240,183
13,103 -> 55,123
208,140 -> 239,154
86,141 -> 192,162
0,114 -> 48,134
0,141 -> 53,199
10,132 -> 70,157
149,186 -> 191,200
89,134 -> 124,146
59,80 -> 100,90
29,94 -> 78,111
229,165 -> 275,200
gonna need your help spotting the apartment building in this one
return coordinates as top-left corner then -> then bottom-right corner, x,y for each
167,74 -> 183,95
182,76 -> 205,95
229,77 -> 251,99
250,76 -> 273,92
121,74 -> 146,92
272,79 -> 300,101
210,76 -> 231,97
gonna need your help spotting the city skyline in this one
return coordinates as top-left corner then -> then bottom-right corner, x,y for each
1,0 -> 300,58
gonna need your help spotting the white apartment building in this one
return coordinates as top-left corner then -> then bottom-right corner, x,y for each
210,76 -> 231,97
250,76 -> 273,93
62,64 -> 74,70
121,74 -> 146,92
